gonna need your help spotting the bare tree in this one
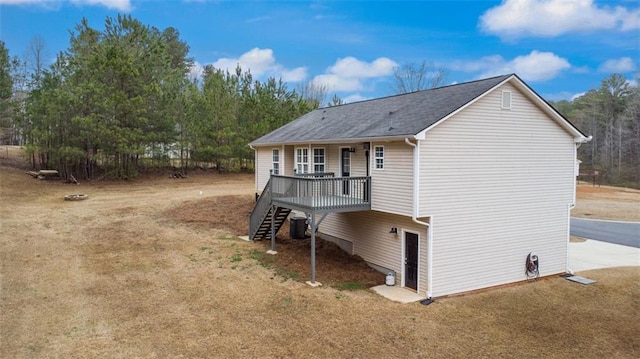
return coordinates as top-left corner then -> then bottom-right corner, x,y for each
24,35 -> 47,88
296,80 -> 327,109
391,61 -> 448,94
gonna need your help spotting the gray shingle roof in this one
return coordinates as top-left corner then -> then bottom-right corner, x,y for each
251,74 -> 513,145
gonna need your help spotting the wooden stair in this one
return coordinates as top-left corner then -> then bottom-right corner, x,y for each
249,177 -> 291,240
251,206 -> 291,240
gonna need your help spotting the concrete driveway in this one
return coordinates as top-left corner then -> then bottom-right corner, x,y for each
569,239 -> 640,272
569,217 -> 639,272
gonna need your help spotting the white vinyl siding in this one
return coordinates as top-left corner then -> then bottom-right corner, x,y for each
325,145 -> 367,177
419,82 -> 576,297
319,211 -> 429,293
326,146 -> 340,174
371,141 -> 413,216
283,145 -> 294,176
255,146 -> 275,191
348,147 -> 367,177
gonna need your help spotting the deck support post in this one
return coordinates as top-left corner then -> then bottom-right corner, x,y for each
310,212 -> 316,284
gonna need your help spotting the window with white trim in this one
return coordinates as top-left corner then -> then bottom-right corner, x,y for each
296,148 -> 309,174
501,90 -> 512,110
374,146 -> 384,169
272,149 -> 280,175
313,148 -> 325,173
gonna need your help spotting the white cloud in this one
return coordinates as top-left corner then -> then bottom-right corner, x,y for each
618,6 -> 640,31
0,0 -> 132,11
280,67 -> 308,83
328,57 -> 397,78
480,0 -> 640,38
571,92 -> 586,101
342,93 -> 369,104
598,57 -> 637,73
212,48 -> 307,83
311,56 -> 397,92
0,0 -> 53,4
72,0 -> 131,11
312,74 -> 361,92
452,51 -> 571,82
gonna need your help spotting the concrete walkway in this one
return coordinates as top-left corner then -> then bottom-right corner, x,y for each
569,239 -> 640,272
371,285 -> 425,304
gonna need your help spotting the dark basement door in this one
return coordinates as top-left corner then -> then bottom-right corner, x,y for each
404,232 -> 418,291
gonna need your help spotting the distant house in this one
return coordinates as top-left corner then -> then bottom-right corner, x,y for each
249,74 -> 589,299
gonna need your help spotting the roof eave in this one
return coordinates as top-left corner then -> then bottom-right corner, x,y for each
249,134 -> 419,147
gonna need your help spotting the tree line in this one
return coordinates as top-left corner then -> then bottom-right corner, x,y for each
1,16 -> 638,187
551,73 -> 639,188
0,15 -> 317,179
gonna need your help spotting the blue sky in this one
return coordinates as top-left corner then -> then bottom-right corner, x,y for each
1,0 -> 638,103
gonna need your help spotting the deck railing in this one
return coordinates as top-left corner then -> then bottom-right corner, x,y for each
249,176 -> 272,239
294,172 -> 335,178
271,174 -> 371,212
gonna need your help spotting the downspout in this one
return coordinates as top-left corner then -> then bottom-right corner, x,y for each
404,138 -> 433,299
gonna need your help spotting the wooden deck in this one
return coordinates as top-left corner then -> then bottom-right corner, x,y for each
273,194 -> 370,213
249,174 -> 371,241
271,175 -> 371,213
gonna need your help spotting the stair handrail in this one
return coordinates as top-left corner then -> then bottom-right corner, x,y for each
249,175 -> 273,240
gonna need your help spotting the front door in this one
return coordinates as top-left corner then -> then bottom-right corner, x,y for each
341,148 -> 351,195
404,232 -> 419,291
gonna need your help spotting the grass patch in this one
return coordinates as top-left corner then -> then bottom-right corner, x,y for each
249,249 -> 276,268
230,252 -> 242,263
334,281 -> 367,291
200,246 -> 214,254
249,249 -> 264,261
277,269 -> 299,281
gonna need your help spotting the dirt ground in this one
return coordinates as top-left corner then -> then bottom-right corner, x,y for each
1,146 -> 638,358
574,182 -> 640,221
165,196 -> 384,288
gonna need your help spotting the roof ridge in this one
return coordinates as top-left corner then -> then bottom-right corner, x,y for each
319,73 -> 513,109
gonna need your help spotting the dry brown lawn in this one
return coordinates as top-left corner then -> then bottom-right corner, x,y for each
1,148 -> 639,358
574,182 -> 640,222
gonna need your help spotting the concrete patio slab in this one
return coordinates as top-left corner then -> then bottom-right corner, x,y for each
371,285 -> 425,304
